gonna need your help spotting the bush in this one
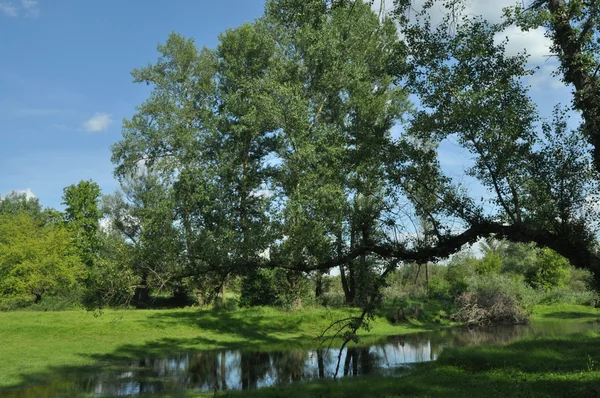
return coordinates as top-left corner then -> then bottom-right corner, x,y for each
527,248 -> 571,291
83,258 -> 137,309
0,295 -> 33,311
537,268 -> 598,306
451,274 -> 535,326
539,287 -> 599,306
428,273 -> 453,300
240,268 -> 313,309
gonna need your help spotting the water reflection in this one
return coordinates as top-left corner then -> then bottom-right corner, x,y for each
3,321 -> 598,397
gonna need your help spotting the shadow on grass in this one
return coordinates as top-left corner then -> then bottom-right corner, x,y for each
539,311 -> 600,320
141,307 -> 306,347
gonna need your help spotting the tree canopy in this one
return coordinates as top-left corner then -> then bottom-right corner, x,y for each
106,0 -> 600,314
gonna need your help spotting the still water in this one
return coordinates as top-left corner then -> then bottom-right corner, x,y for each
4,321 -> 599,397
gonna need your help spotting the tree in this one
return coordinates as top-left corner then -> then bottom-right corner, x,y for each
505,0 -> 600,172
388,0 -> 600,284
0,191 -> 43,218
102,171 -> 182,306
263,0 -> 409,305
0,213 -> 84,303
110,0 -> 600,354
84,226 -> 137,308
62,180 -> 102,269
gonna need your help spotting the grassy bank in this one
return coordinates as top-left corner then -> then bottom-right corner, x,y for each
0,303 -> 446,389
1,303 -> 597,396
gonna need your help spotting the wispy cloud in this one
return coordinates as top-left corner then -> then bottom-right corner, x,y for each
82,112 -> 112,133
526,64 -> 568,92
0,2 -> 18,17
21,0 -> 39,18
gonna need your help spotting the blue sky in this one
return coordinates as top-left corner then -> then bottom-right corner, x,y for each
0,0 -> 574,211
0,0 -> 265,209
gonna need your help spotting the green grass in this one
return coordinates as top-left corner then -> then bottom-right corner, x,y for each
1,303 -> 598,397
0,305 -> 443,389
532,303 -> 600,322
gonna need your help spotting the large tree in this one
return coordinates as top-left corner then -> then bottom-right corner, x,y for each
110,1 -> 600,349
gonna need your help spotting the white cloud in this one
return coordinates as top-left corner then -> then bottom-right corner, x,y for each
250,189 -> 274,198
82,112 -> 112,133
376,1 -> 551,66
4,188 -> 37,199
0,2 -> 18,17
494,26 -> 552,64
526,64 -> 568,91
21,0 -> 39,18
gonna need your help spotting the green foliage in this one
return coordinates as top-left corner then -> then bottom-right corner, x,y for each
428,272 -> 452,300
102,172 -> 182,307
500,242 -> 574,292
108,0 -> 413,311
0,213 -> 85,305
0,191 -> 43,218
240,269 -> 280,307
62,180 -> 102,268
240,269 -> 313,309
445,253 -> 478,297
83,230 -> 138,309
476,251 -> 502,275
530,248 -> 571,291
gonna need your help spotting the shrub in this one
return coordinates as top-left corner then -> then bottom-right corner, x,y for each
240,268 -> 313,309
527,248 -> 571,291
0,295 -> 33,311
428,273 -> 453,300
451,274 -> 535,326
539,287 -> 599,306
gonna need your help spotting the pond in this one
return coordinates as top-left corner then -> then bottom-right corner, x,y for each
4,321 -> 599,397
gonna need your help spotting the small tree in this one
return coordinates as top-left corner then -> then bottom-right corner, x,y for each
529,248 -> 571,291
62,180 -> 102,269
0,213 -> 85,304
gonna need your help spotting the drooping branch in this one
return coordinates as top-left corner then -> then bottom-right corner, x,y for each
219,219 -> 600,286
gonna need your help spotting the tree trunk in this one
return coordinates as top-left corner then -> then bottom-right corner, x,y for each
135,272 -> 150,308
425,262 -> 430,295
315,271 -> 323,300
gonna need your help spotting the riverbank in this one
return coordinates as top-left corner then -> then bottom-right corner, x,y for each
204,304 -> 600,398
208,330 -> 600,398
0,303 -> 450,389
1,303 -> 597,396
